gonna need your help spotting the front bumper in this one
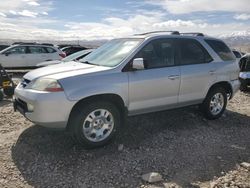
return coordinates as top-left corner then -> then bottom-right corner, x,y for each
14,85 -> 76,129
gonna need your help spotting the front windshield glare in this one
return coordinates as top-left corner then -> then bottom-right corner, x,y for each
80,39 -> 142,67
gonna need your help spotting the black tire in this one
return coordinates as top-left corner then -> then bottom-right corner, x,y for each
201,87 -> 227,120
3,86 -> 15,97
68,101 -> 121,149
0,90 -> 3,101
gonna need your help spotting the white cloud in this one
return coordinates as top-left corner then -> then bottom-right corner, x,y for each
41,11 -> 48,15
0,9 -> 249,41
146,0 -> 250,14
0,0 -> 51,17
18,10 -> 38,17
0,12 -> 7,17
234,13 -> 250,21
0,0 -> 249,41
9,10 -> 17,15
27,1 -> 40,6
22,0 -> 40,6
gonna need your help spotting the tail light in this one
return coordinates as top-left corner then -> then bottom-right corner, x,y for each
59,52 -> 66,58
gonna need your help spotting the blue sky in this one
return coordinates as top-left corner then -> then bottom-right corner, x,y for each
0,0 -> 250,40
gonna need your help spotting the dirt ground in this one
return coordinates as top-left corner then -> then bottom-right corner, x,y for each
0,91 -> 249,188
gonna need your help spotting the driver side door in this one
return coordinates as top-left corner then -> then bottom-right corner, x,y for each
126,38 -> 181,115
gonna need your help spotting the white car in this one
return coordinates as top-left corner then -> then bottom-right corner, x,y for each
36,49 -> 93,67
0,44 -> 65,68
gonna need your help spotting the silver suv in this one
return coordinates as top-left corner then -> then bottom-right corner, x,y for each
14,31 -> 240,148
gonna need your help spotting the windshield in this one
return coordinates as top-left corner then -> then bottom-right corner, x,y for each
62,49 -> 92,62
80,38 -> 143,67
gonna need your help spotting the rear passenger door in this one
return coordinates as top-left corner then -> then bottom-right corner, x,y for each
127,38 -> 181,114
26,46 -> 49,67
177,38 -> 216,104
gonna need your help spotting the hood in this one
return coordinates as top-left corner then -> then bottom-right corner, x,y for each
36,60 -> 61,67
24,61 -> 111,81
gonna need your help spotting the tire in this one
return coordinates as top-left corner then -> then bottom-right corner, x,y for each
3,86 -> 14,97
201,87 -> 227,120
68,101 -> 121,149
0,90 -> 3,101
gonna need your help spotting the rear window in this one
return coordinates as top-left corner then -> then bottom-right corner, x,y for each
179,39 -> 213,65
205,39 -> 235,61
28,46 -> 47,54
46,47 -> 56,53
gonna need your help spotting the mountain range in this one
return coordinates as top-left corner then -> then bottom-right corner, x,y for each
0,31 -> 250,52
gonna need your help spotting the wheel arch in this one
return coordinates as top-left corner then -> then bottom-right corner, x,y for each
66,93 -> 127,130
206,81 -> 233,100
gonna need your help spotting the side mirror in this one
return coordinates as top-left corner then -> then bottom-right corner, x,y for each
132,58 -> 144,70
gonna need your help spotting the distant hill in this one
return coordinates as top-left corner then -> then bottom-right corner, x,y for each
219,31 -> 250,53
0,39 -> 107,48
1,31 -> 250,53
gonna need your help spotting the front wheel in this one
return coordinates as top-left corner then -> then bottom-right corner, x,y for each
68,101 -> 121,149
201,87 -> 227,120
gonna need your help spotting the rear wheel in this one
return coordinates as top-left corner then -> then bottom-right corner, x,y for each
69,101 -> 121,148
201,87 -> 227,120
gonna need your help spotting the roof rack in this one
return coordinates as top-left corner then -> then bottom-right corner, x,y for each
134,31 -> 180,36
180,32 -> 205,37
12,42 -> 54,46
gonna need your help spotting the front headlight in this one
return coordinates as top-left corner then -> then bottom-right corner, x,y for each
26,78 -> 64,92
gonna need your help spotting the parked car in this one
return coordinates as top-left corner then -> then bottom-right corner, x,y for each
232,49 -> 243,64
37,49 -> 94,67
239,54 -> 250,91
61,46 -> 88,56
0,45 -> 9,51
0,44 -> 65,68
57,44 -> 73,49
14,31 -> 240,148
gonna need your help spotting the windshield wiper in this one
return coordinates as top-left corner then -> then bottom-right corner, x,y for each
81,61 -> 99,66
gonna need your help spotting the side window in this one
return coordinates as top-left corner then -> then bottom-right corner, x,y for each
179,39 -> 213,65
46,47 -> 56,53
5,46 -> 26,54
135,39 -> 175,69
205,39 -> 235,61
28,46 -> 47,54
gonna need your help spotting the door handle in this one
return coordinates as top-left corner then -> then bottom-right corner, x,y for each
209,70 -> 216,75
168,75 -> 180,80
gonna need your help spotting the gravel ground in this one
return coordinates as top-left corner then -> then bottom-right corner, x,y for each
0,91 -> 249,188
